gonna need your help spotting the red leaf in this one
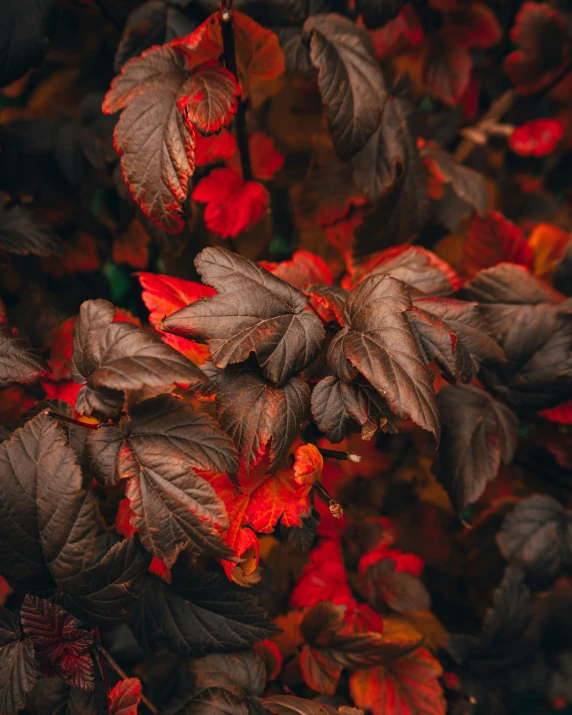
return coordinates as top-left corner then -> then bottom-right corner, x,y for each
540,399 -> 572,424
504,2 -> 571,95
463,211 -> 534,278
195,129 -> 237,166
176,60 -> 240,136
20,595 -> 94,691
359,545 -> 424,577
41,379 -> 82,406
509,119 -> 564,157
46,317 -> 76,381
253,638 -> 283,681
148,557 -> 172,584
350,643 -> 446,715
109,677 -> 142,715
138,271 -> 215,364
424,33 -> 471,106
192,168 -> 269,238
43,233 -> 99,276
227,131 -> 284,180
116,497 -> 138,539
366,5 -> 424,61
260,251 -> 333,291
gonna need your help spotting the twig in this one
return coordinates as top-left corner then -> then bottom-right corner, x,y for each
454,89 -> 516,163
220,7 -> 253,181
313,481 -> 344,518
94,629 -> 111,701
317,447 -> 361,463
47,411 -> 100,430
96,644 -> 158,714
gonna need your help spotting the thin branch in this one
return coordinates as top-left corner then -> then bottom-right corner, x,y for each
313,481 -> 344,518
220,8 -> 253,181
96,644 -> 158,714
317,447 -> 361,463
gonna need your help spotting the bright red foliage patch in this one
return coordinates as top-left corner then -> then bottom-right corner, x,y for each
109,677 -> 142,715
509,119 -> 564,157
191,168 -> 269,238
227,131 -> 284,180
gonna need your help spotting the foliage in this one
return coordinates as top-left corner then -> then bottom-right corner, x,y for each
0,0 -> 572,714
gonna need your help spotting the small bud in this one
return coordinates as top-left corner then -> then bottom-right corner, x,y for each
328,500 -> 344,519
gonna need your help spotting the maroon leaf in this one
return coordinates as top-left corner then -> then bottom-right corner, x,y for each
363,558 -> 431,614
21,595 -> 94,691
71,299 -> 211,416
328,274 -> 440,439
423,34 -> 471,106
209,365 -> 310,473
103,45 -> 197,233
301,14 -> 388,160
162,248 -> 325,387
0,325 -> 49,389
176,60 -> 240,136
0,606 -> 36,713
109,677 -> 141,715
311,375 -> 399,443
306,285 -> 348,325
437,384 -> 519,512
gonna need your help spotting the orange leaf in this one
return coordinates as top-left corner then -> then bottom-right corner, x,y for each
113,219 -> 150,269
260,251 -> 333,291
350,638 -> 446,715
528,223 -> 570,281
227,131 -> 284,180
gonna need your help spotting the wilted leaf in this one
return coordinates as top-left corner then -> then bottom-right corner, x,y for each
162,248 -> 324,386
437,384 -> 518,512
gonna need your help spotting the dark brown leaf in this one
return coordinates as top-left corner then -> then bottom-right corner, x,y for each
436,384 -> 519,512
162,248 -> 324,387
0,326 -> 49,389
0,606 -> 36,713
0,200 -> 62,256
363,558 -> 431,614
327,274 -> 440,438
71,299 -> 210,416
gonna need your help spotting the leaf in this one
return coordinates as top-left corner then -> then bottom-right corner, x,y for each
311,376 -> 399,443
497,495 -> 568,582
352,73 -> 429,254
349,644 -> 445,715
554,240 -> 572,296
71,299 -> 210,416
0,326 -> 49,389
355,0 -> 404,29
294,160 -> 366,227
463,211 -> 534,279
436,384 -> 518,512
461,264 -> 572,411
0,605 -> 36,713
108,678 -> 141,715
261,251 -> 333,292
503,2 -> 571,95
419,142 -> 488,223
20,595 -> 94,691
112,219 -> 150,270
87,394 -> 234,566
264,695 -> 344,714
162,247 -> 324,386
130,573 -> 277,656
103,44 -> 198,232
410,296 -> 506,383
227,131 -> 284,181
195,128 -> 237,166
448,567 -> 533,681
363,559 -> 431,614
423,34 -> 471,107
347,245 -> 462,295
192,168 -> 270,238
528,223 -> 570,281
509,119 -> 564,157
0,0 -> 57,87
177,60 -> 240,136
327,274 -> 440,439
208,366 -> 310,473
0,412 -> 99,594
301,14 -> 388,160
300,603 -> 422,694
0,200 -> 62,256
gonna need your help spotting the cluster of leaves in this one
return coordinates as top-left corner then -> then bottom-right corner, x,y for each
1,0 -> 572,714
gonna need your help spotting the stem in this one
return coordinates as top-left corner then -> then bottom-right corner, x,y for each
94,629 -> 111,701
313,481 -> 344,518
220,9 -> 253,181
96,644 -> 158,714
47,411 -> 100,430
317,447 -> 361,463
